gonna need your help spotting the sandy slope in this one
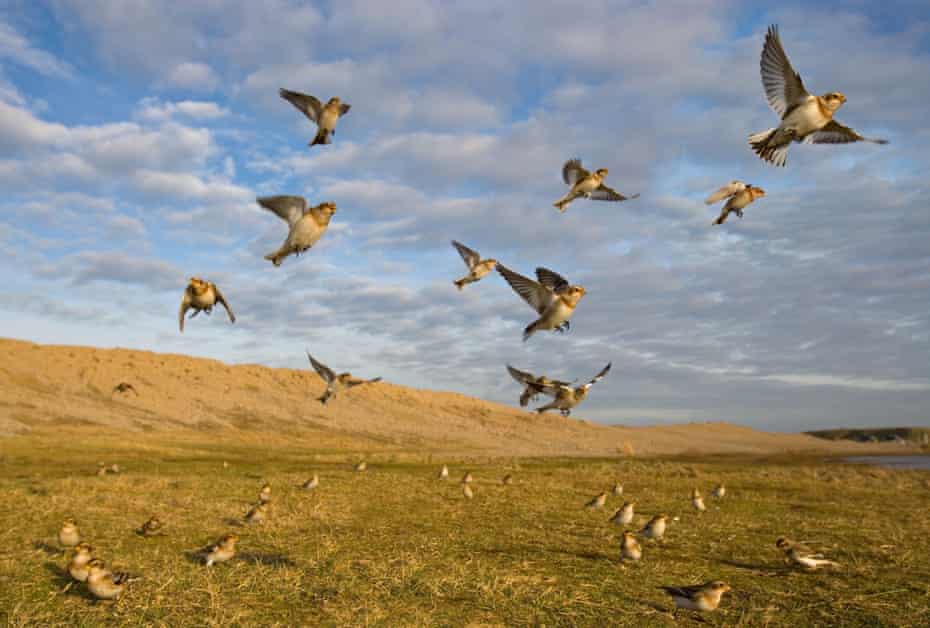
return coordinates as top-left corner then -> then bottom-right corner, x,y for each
0,337 -> 909,456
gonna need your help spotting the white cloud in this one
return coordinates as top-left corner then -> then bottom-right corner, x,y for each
136,98 -> 230,122
162,62 -> 220,91
0,20 -> 73,78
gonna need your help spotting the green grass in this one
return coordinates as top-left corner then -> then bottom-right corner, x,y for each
1,430 -> 929,627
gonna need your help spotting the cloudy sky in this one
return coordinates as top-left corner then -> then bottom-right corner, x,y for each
1,1 -> 928,432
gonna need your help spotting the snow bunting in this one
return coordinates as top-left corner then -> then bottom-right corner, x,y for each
659,581 -> 730,612
245,502 -> 268,524
640,514 -> 668,540
462,482 -> 474,499
258,196 -> 337,267
711,484 -> 726,499
178,277 -> 235,333
502,474 -> 514,486
279,89 -> 350,147
497,265 -> 586,341
749,25 -> 887,167
111,382 -> 137,396
534,363 -> 611,417
691,488 -> 706,512
706,182 -> 766,225
451,240 -> 497,290
259,483 -> 272,503
136,516 -> 164,537
612,482 -> 623,496
205,534 -> 238,567
462,471 -> 474,484
584,491 -> 608,510
776,537 -> 840,570
438,465 -> 449,480
109,464 -> 121,474
354,461 -> 368,472
610,501 -> 635,526
553,159 -> 639,212
96,462 -> 108,477
506,365 -> 572,408
67,543 -> 95,582
302,474 -> 319,490
620,531 -> 642,562
85,559 -> 136,601
307,352 -> 381,405
58,518 -> 80,547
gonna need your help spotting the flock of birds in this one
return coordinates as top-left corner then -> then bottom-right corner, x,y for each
75,24 -> 878,614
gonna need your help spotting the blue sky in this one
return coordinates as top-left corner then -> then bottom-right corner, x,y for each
1,1 -> 928,431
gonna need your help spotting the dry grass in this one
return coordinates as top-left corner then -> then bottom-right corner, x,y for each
1,431 -> 929,627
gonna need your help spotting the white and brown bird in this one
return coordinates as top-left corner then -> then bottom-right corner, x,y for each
451,240 -> 497,290
85,558 -> 136,601
749,25 -> 887,167
620,531 -> 643,562
462,482 -> 474,499
244,502 -> 268,524
354,461 -> 368,472
136,516 -> 165,537
659,581 -> 731,613
553,159 -> 639,212
307,352 -> 381,405
497,265 -> 586,341
302,474 -> 319,490
279,88 -> 350,147
502,474 -> 514,486
67,542 -> 95,582
178,277 -> 235,333
258,196 -> 337,267
776,537 -> 840,570
205,534 -> 238,567
533,363 -> 611,417
711,484 -> 726,499
691,488 -> 706,512
438,465 -> 449,480
640,514 -> 668,540
461,471 -> 474,484
584,491 -> 608,510
705,181 -> 766,225
610,501 -> 636,526
612,482 -> 624,497
258,483 -> 272,504
506,365 -> 572,408
58,518 -> 80,548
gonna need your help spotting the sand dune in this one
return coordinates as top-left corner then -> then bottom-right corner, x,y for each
0,337 -> 908,456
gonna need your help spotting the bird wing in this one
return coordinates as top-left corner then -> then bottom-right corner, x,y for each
507,365 -> 537,386
760,25 -> 810,118
704,181 -> 746,204
451,240 -> 481,270
535,267 -> 570,294
346,376 -> 382,388
660,585 -> 703,599
178,289 -> 191,333
582,362 -> 612,390
339,103 -> 351,116
279,88 -> 323,123
257,195 -> 307,227
803,120 -> 889,145
562,159 -> 590,186
306,352 -> 336,384
497,264 -> 551,314
590,183 -> 637,202
213,286 -> 236,324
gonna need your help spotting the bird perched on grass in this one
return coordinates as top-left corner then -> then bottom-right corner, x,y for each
178,277 -> 235,333
307,352 -> 382,405
497,265 -> 586,341
553,159 -> 639,212
85,558 -> 137,601
659,581 -> 731,613
610,501 -> 635,526
640,514 -> 668,540
245,502 -> 268,524
584,491 -> 608,510
136,516 -> 165,537
109,464 -> 121,475
58,518 -> 80,548
279,88 -> 350,147
705,181 -> 766,225
691,488 -> 706,512
67,543 -> 95,582
205,534 -> 238,567
461,471 -> 474,484
354,461 -> 368,472
776,537 -> 840,570
506,366 -> 572,408
502,474 -> 514,486
620,531 -> 642,562
533,363 -> 612,417
302,474 -> 319,490
258,196 -> 337,267
749,25 -> 887,166
451,240 -> 497,290
111,382 -> 138,396
612,482 -> 623,496
96,462 -> 108,477
438,465 -> 449,480
259,483 -> 272,504
711,484 -> 726,499
462,483 -> 474,499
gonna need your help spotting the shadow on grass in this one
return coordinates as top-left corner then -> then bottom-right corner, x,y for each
237,552 -> 298,568
223,518 -> 245,527
716,557 -> 791,575
43,562 -> 97,600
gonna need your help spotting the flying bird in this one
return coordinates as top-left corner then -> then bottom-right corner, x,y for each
306,352 -> 382,405
554,159 -> 639,212
659,581 -> 731,613
708,183 -> 766,225
111,382 -> 138,396
451,240 -> 497,290
506,365 -> 572,408
497,265 -> 586,341
257,196 -> 337,267
178,278 -> 235,333
279,88 -> 350,147
749,25 -> 887,166
533,363 -> 612,417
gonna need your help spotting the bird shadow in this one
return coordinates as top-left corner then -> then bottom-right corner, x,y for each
34,540 -> 63,555
222,518 -> 245,527
43,562 -> 96,600
716,558 -> 791,575
237,552 -> 298,568
183,550 -> 208,565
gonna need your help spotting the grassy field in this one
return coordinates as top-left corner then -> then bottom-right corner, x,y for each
1,430 -> 928,627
